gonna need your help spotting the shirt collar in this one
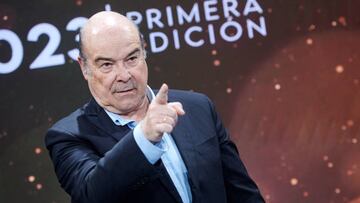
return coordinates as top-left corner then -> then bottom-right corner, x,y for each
104,85 -> 155,127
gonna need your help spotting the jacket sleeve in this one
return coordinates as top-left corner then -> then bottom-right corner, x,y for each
45,127 -> 157,203
207,97 -> 265,203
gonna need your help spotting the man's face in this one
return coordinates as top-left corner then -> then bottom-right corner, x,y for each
80,22 -> 148,115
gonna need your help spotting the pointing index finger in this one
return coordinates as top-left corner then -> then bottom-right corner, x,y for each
155,83 -> 168,105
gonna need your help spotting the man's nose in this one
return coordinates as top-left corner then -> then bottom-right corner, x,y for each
114,63 -> 131,82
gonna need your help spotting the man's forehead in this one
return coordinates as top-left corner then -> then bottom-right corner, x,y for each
81,11 -> 139,44
93,44 -> 142,62
86,22 -> 137,38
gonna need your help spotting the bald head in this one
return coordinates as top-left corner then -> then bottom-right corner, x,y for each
79,11 -> 144,60
76,11 -> 149,116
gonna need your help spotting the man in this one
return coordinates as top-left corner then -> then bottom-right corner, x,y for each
45,11 -> 264,203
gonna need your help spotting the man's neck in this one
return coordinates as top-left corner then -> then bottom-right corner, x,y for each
119,97 -> 149,122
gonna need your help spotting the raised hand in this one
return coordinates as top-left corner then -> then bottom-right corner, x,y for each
139,83 -> 185,142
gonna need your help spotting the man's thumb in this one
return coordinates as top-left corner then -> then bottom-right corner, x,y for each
155,83 -> 168,104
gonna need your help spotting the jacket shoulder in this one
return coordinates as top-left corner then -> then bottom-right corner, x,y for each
48,102 -> 89,135
168,89 -> 211,104
167,90 -> 216,116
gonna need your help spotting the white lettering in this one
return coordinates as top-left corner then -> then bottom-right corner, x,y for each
165,6 -> 174,27
173,29 -> 180,49
27,23 -> 65,69
66,17 -> 87,60
247,16 -> 267,39
184,26 -> 204,47
176,4 -> 200,25
126,11 -> 143,25
208,24 -> 216,44
0,29 -> 23,74
244,0 -> 263,16
223,0 -> 240,18
204,0 -> 220,21
149,32 -> 169,53
146,8 -> 164,29
220,21 -> 243,42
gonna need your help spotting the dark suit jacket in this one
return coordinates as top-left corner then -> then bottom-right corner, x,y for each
45,90 -> 264,203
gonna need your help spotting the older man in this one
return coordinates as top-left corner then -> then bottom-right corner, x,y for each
45,11 -> 264,203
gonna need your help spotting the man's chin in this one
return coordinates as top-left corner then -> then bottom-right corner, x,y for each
113,99 -> 144,113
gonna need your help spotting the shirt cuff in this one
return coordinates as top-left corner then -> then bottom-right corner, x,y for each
133,125 -> 167,164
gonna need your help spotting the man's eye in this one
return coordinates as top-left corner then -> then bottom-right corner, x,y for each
128,56 -> 138,61
125,56 -> 139,68
99,62 -> 113,72
101,62 -> 112,68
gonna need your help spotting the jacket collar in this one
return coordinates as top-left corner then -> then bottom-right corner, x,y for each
84,98 -> 130,141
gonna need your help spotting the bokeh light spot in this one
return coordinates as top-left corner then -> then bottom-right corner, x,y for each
35,147 -> 42,155
335,65 -> 344,74
213,59 -> 221,67
306,38 -> 313,45
290,178 -> 298,186
275,84 -> 281,90
28,175 -> 36,183
36,183 -> 43,190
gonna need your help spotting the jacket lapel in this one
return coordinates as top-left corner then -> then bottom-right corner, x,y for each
155,161 -> 183,203
155,114 -> 199,203
84,99 -> 130,141
171,112 -> 200,199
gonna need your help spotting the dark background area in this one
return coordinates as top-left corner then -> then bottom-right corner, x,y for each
0,0 -> 359,202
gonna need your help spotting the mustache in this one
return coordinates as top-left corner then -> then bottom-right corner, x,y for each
111,81 -> 136,93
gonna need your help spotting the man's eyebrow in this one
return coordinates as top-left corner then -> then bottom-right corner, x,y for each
94,57 -> 114,63
126,48 -> 141,58
94,48 -> 141,63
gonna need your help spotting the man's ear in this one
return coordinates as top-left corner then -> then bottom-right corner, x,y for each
78,56 -> 89,80
143,50 -> 147,60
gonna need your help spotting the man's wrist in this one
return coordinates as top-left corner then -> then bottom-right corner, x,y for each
133,124 -> 167,164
